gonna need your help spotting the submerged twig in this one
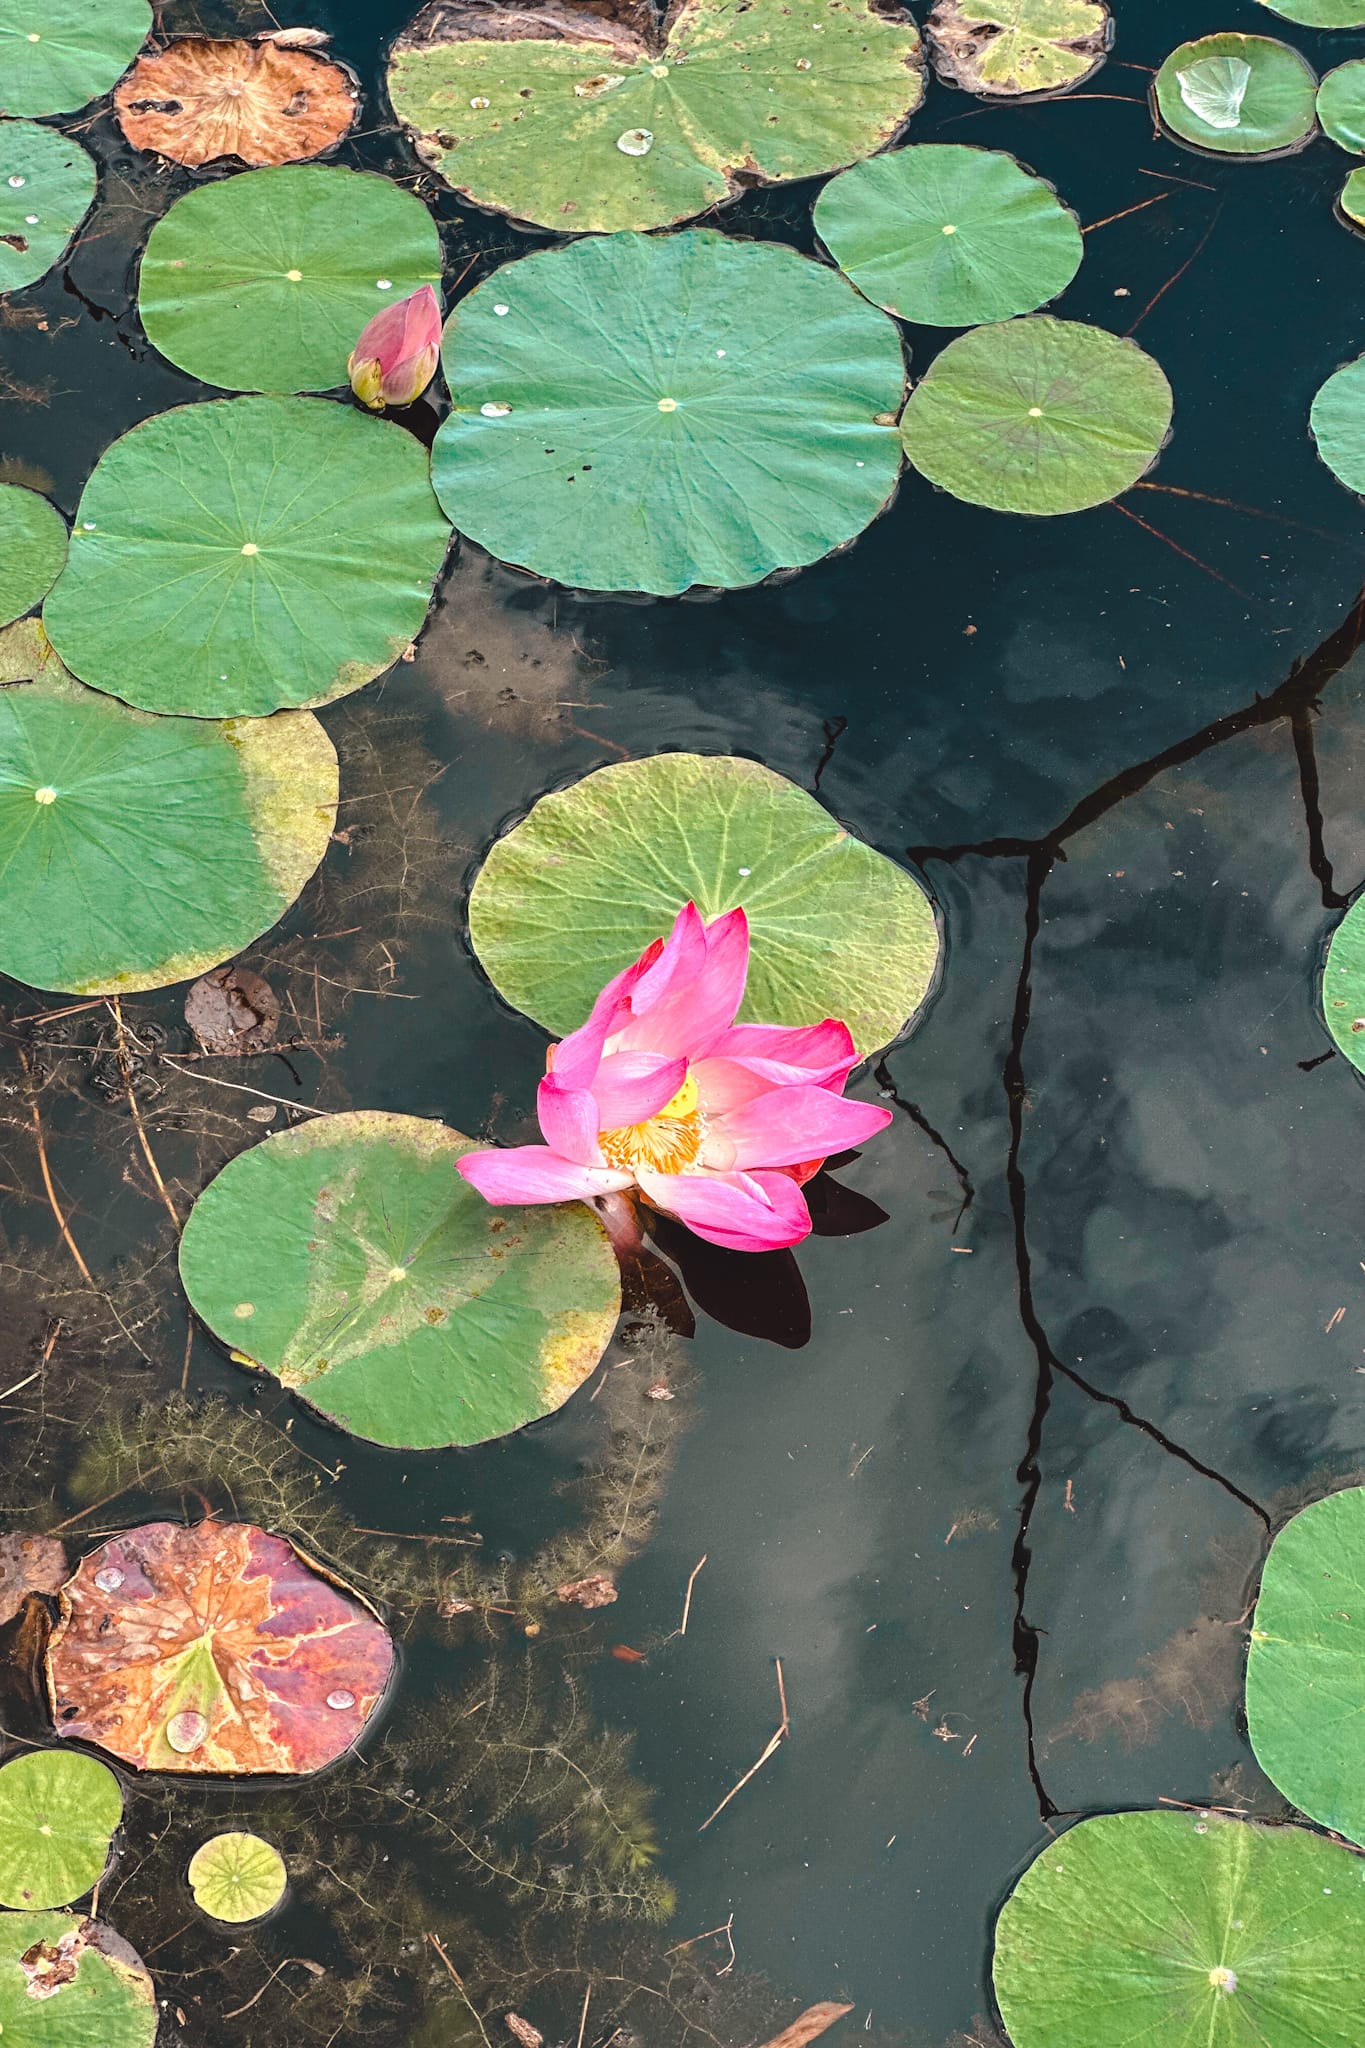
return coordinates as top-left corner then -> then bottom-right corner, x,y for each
23,1074 -> 91,1284
698,1658 -> 790,1832
108,1000 -> 181,1229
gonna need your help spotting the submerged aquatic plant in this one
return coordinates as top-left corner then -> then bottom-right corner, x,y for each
348,283 -> 442,410
458,902 -> 893,1251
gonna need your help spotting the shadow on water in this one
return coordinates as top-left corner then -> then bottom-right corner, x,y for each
2,0 -> 1365,2041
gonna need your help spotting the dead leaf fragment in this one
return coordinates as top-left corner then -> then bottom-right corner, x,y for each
185,963 -> 280,1056
115,38 -> 359,168
760,2004 -> 855,2048
258,27 -> 333,47
556,1573 -> 617,1608
504,2017 -> 543,2047
0,1532 -> 67,1627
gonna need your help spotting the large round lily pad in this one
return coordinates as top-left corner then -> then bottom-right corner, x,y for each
139,167 -> 443,395
0,121 -> 96,293
1310,353 -> 1365,497
47,1520 -> 394,1775
0,654 -> 337,995
1154,35 -> 1318,157
178,1112 -> 622,1451
0,1752 -> 121,1911
1257,0 -> 1365,24
0,1913 -> 157,2047
1318,62 -> 1365,151
43,396 -> 451,718
901,316 -> 1172,516
0,0 -> 151,119
187,1833 -> 286,1923
114,37 -> 359,168
469,753 -> 939,1058
993,1809 -> 1365,2048
1246,1487 -> 1365,1844
431,232 -> 904,596
926,0 -> 1111,98
389,0 -> 924,236
814,144 -> 1082,327
0,487 -> 66,629
1320,893 -> 1365,1060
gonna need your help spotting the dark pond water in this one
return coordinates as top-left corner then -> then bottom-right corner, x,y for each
3,0 -> 1365,2042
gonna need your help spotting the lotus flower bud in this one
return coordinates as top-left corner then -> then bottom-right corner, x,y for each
347,284 -> 442,410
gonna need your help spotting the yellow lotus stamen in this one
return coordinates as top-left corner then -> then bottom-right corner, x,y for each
599,1072 -> 703,1174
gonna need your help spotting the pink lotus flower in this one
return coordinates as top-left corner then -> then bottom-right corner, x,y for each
347,284 -> 442,410
457,904 -> 893,1252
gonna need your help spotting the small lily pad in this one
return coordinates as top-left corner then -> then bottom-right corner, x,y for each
814,144 -> 1082,327
0,121 -> 96,293
388,0 -> 924,235
115,37 -> 359,167
0,0 -> 151,118
139,166 -> 443,395
1258,0 -> 1365,23
1154,35 -> 1318,156
0,645 -> 337,995
1247,1486 -> 1365,1844
1320,892 -> 1365,1058
47,1520 -> 394,1775
1310,352 -> 1365,496
187,1833 -> 286,1923
1341,164 -> 1365,226
0,486 -> 66,629
900,315 -> 1172,516
1319,61 -> 1365,152
0,1752 -> 121,1911
994,1809 -> 1365,2048
926,0 -> 1110,98
431,231 -> 904,596
469,753 -> 939,1058
43,396 -> 451,718
178,1112 -> 622,1451
0,1912 -> 157,2046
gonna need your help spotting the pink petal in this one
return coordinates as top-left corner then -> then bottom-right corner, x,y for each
615,907 -> 749,1060
591,1051 -> 689,1128
551,935 -> 666,1088
635,1166 -> 811,1253
457,1147 -> 630,1205
536,1079 -> 603,1165
630,903 -> 707,1013
706,1018 -> 858,1091
707,1085 -> 893,1170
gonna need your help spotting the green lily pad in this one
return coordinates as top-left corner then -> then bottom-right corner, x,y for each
138,165 -> 443,396
1341,164 -> 1365,226
469,753 -> 939,1059
1154,35 -> 1318,156
1258,0 -> 1365,24
926,0 -> 1111,98
0,121 -> 96,293
900,315 -> 1172,516
1310,353 -> 1365,496
1320,893 -> 1365,1058
0,1753 -> 121,1911
388,0 -> 924,236
993,1809 -> 1365,2048
1320,62 -> 1365,152
1247,1487 -> 1365,1843
814,144 -> 1082,327
0,1912 -> 157,2046
431,232 -> 903,597
0,487 -> 66,630
0,0 -> 151,118
187,1834 -> 286,1923
43,396 -> 451,718
0,651 -> 338,995
178,1111 -> 622,1451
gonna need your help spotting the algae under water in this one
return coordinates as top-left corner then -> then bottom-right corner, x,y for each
2,0 -> 1365,2042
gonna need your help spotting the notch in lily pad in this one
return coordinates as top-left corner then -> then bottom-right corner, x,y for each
1154,35 -> 1318,157
188,1832 -> 287,1922
177,1112 -> 622,1451
469,752 -> 939,1060
926,0 -> 1111,99
388,0 -> 925,235
46,1520 -> 394,1774
993,1809 -> 1365,2047
0,1749 -> 122,1910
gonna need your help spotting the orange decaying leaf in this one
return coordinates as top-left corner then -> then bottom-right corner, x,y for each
114,38 -> 359,169
759,2005 -> 856,2048
46,1519 -> 393,1775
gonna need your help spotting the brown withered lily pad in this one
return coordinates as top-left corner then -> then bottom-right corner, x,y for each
184,964 -> 280,1056
926,0 -> 1111,99
0,1534 -> 67,1629
114,38 -> 359,168
46,1520 -> 393,1775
